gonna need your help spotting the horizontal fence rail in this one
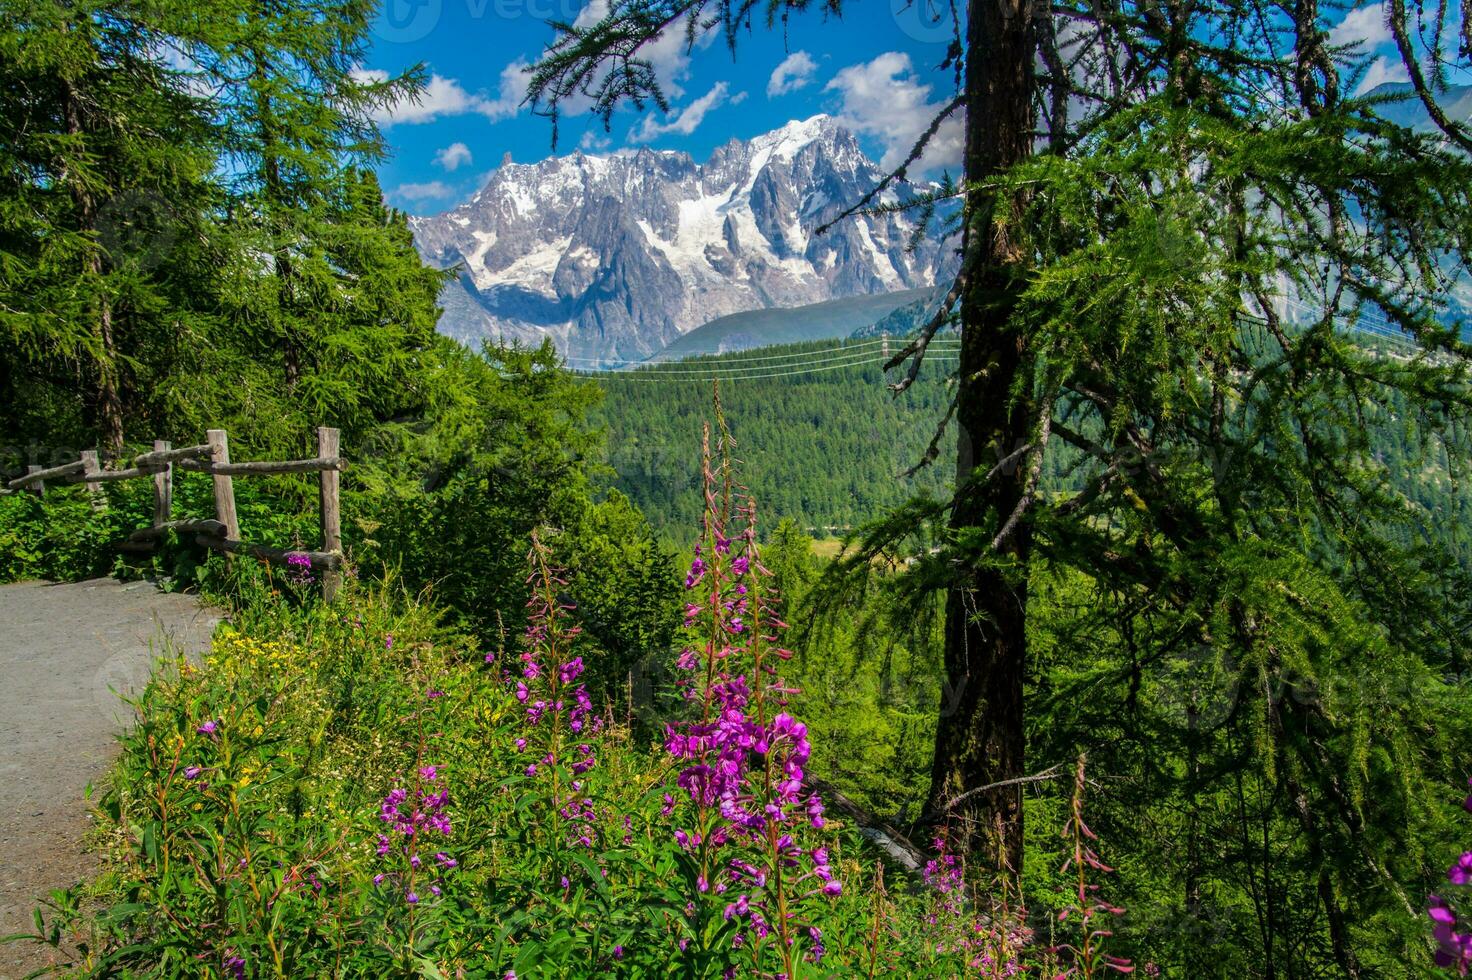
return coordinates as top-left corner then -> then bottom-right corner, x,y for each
177,456 -> 344,477
5,427 -> 346,600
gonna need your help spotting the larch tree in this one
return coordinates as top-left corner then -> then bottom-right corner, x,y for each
529,1 -> 1472,955
183,0 -> 427,438
0,0 -> 218,451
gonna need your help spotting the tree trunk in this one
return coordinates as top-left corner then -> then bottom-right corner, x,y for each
251,43 -> 300,391
61,75 -> 125,453
923,0 -> 1036,877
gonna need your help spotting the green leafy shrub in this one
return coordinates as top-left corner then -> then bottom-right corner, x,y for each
0,492 -> 120,582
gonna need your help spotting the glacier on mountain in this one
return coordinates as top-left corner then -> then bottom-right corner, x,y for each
408,114 -> 953,364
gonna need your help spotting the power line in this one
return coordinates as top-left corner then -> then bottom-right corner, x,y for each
584,352 -> 890,379
1275,295 -> 1422,349
616,344 -> 957,373
587,346 -> 959,378
562,338 -> 891,368
588,352 -> 960,382
562,331 -> 968,369
576,291 -> 1434,383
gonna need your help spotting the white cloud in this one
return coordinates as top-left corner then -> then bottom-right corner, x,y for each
629,82 -> 732,142
1330,2 -> 1391,48
825,52 -> 963,173
357,61 -> 529,126
1357,54 -> 1410,94
435,142 -> 473,171
389,180 -> 454,202
579,129 -> 612,152
768,51 -> 817,98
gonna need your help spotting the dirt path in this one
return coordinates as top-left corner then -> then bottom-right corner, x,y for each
0,578 -> 219,978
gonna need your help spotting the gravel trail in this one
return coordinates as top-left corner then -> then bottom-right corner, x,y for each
0,578 -> 219,978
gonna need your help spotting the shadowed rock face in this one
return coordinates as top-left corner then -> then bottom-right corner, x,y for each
410,115 -> 956,365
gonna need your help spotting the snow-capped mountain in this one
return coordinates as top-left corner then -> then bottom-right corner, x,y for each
409,115 -> 953,363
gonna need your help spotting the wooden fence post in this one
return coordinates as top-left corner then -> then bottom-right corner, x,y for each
79,450 -> 105,510
206,429 -> 240,541
24,464 -> 43,498
317,426 -> 342,602
152,440 -> 172,528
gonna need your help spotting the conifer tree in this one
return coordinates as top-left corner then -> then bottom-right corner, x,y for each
0,0 -> 217,450
0,0 -> 444,459
528,3 -> 1472,966
185,0 -> 428,443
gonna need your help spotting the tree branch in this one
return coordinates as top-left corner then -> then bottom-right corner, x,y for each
814,95 -> 967,236
933,764 -> 1066,815
886,269 -> 966,394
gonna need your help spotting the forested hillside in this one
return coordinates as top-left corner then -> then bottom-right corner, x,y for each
650,288 -> 934,359
595,335 -> 1472,572
589,339 -> 957,534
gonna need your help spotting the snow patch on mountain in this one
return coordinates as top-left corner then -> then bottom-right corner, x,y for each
410,114 -> 953,362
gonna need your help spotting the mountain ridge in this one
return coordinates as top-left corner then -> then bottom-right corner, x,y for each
410,115 -> 954,361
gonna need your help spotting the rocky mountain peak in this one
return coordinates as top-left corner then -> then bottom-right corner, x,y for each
410,115 -> 950,364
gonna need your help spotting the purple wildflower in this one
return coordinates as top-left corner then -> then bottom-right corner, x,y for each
661,434 -> 839,975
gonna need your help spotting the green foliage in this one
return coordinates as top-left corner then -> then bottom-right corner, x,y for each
0,492 -> 122,582
0,0 -> 220,448
15,541 -> 1102,977
766,519 -> 943,822
590,341 -> 960,535
0,0 -> 438,460
356,342 -> 683,689
561,490 -> 681,702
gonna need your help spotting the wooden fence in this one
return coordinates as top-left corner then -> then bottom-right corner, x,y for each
6,427 -> 346,600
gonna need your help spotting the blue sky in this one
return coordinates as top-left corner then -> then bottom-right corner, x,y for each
362,0 -> 972,213
361,0 -> 1413,216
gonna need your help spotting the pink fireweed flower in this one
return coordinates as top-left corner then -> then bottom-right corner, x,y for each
686,551 -> 707,590
374,756 -> 454,905
1452,853 -> 1472,887
662,443 -> 838,975
511,533 -> 602,855
1055,754 -> 1131,976
285,552 -> 314,585
1428,788 -> 1472,974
